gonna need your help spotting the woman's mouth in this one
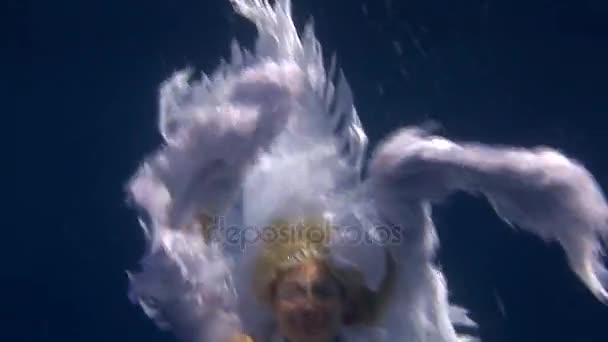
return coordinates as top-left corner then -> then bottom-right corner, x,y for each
292,311 -> 328,335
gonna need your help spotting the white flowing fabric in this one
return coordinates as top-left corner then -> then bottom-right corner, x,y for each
126,1 -> 607,341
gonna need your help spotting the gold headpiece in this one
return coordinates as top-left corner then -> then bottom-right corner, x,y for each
252,217 -> 331,304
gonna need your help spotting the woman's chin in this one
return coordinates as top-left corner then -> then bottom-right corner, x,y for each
295,318 -> 330,335
290,325 -> 331,340
291,332 -> 330,342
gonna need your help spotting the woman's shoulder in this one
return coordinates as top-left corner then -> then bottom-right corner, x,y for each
341,325 -> 386,342
227,333 -> 255,342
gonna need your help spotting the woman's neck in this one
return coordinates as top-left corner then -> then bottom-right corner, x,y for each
283,336 -> 340,342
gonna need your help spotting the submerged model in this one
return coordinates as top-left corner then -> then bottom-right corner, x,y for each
126,1 -> 607,341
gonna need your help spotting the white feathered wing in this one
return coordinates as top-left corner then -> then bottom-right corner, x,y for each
363,127 -> 608,341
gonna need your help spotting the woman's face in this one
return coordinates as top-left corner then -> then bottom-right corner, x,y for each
272,260 -> 343,342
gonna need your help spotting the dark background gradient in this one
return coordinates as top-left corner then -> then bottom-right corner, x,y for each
12,0 -> 608,341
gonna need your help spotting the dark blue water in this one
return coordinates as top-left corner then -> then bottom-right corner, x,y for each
13,0 -> 608,341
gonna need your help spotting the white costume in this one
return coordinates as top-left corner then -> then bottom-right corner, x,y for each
126,1 -> 607,341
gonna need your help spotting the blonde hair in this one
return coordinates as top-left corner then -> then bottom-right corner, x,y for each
252,218 -> 397,326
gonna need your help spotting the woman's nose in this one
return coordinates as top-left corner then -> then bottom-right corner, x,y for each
302,288 -> 318,308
